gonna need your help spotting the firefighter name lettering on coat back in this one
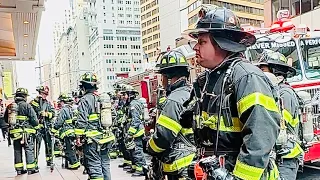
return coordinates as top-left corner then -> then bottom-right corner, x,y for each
249,41 -> 296,49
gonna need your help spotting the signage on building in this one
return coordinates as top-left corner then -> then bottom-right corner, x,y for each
3,72 -> 13,99
248,40 -> 296,49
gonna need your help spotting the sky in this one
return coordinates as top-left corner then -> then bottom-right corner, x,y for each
16,0 -> 68,96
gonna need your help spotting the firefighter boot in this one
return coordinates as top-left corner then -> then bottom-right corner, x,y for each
17,170 -> 27,175
118,163 -> 128,168
28,169 -> 39,175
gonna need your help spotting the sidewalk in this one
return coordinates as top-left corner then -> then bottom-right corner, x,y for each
0,140 -> 144,180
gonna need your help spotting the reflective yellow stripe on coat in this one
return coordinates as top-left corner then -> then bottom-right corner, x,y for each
237,92 -> 279,116
156,114 -> 182,136
233,159 -> 265,180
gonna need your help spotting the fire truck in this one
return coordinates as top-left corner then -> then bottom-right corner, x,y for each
244,10 -> 320,165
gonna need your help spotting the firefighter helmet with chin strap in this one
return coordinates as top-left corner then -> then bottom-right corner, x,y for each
80,72 -> 99,85
14,88 -> 29,96
36,86 -> 49,95
155,50 -> 190,79
254,49 -> 296,78
184,4 -> 256,53
58,93 -> 73,103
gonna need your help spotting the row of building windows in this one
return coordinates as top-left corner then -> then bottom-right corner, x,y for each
141,16 -> 159,28
141,0 -> 158,13
212,1 -> 264,15
188,8 -> 263,26
104,36 -> 140,41
142,33 -> 160,44
106,59 -> 142,64
118,14 -> 140,18
103,44 -> 141,49
141,8 -> 159,21
272,0 -> 320,18
142,24 -> 160,36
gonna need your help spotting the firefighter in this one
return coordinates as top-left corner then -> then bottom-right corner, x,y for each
183,5 -> 281,179
5,88 -> 39,175
254,50 -> 303,180
52,93 -> 80,170
147,50 -> 195,180
75,72 -> 115,180
30,86 -> 55,168
125,85 -> 147,177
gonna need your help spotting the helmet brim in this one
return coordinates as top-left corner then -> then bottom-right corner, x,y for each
80,80 -> 100,85
184,28 -> 256,49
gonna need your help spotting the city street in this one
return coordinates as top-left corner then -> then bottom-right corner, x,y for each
0,140 -> 143,180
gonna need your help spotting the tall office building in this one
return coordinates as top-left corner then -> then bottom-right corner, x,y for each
187,0 -> 264,28
140,0 -> 161,63
87,0 -> 144,93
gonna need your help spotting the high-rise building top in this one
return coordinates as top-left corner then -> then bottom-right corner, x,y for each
187,0 -> 264,28
87,0 -> 144,93
141,0 -> 161,62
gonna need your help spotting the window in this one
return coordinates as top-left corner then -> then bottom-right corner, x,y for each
118,14 -> 124,17
126,1 -> 131,4
103,6 -> 105,9
127,14 -> 132,18
104,13 -> 106,16
117,45 -> 128,49
104,19 -> 106,23
104,44 -> 114,48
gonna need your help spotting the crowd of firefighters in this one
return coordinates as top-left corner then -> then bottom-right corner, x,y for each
0,4 -> 310,180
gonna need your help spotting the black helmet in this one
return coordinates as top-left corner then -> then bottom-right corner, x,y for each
36,85 -> 49,95
58,93 -> 72,102
14,88 -> 29,96
184,5 -> 256,53
80,72 -> 99,85
254,50 -> 296,78
155,50 -> 189,78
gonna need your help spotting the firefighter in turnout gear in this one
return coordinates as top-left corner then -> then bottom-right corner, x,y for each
147,51 -> 195,180
125,85 -> 147,177
117,86 -> 133,170
30,86 -> 55,168
183,5 -> 281,179
254,50 -> 303,180
5,88 -> 39,175
53,93 -> 80,170
75,72 -> 115,180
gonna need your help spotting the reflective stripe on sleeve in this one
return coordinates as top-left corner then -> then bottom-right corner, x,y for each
156,115 -> 182,135
237,92 -> 279,116
148,138 -> 165,153
233,159 -> 264,180
282,109 -> 299,127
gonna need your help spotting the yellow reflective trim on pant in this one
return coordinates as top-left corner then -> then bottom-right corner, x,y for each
70,161 -> 80,168
65,119 -> 73,124
132,165 -> 136,169
98,135 -> 115,144
54,151 -> 62,155
86,130 -> 102,137
129,127 -> 137,134
90,178 -> 104,180
283,143 -> 304,159
15,163 -> 24,168
282,109 -> 299,127
31,101 -> 39,107
10,129 -> 23,134
133,129 -> 144,138
75,128 -> 85,135
136,166 -> 143,171
46,157 -> 53,161
89,114 -> 99,121
268,160 -> 279,180
157,115 -> 182,135
181,128 -> 193,136
163,153 -> 195,173
149,138 -> 165,153
51,128 -> 58,133
202,116 -> 243,132
159,97 -> 166,104
233,159 -> 264,180
47,112 -> 53,119
109,152 -> 118,156
237,92 -> 279,116
16,115 -> 28,120
26,163 -> 36,169
34,124 -> 43,130
124,160 -> 132,164
25,128 -> 36,134
61,129 -> 75,139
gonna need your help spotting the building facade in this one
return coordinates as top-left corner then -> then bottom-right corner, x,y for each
141,0 -> 161,63
159,0 -> 189,51
187,0 -> 264,28
87,0 -> 144,93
